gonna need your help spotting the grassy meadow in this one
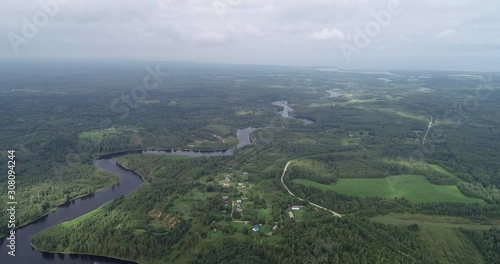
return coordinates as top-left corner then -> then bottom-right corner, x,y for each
294,175 -> 485,203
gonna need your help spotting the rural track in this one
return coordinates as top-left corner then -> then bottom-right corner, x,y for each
280,161 -> 342,218
280,161 -> 416,260
422,115 -> 433,145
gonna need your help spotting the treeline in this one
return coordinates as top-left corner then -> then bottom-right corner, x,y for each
287,159 -> 337,184
0,162 -> 118,237
461,228 -> 500,264
299,104 -> 428,145
458,182 -> 500,204
295,153 -> 457,185
287,182 -> 409,216
287,181 -> 500,219
190,211 -> 437,264
415,202 -> 500,218
32,200 -> 191,260
32,154 -> 236,262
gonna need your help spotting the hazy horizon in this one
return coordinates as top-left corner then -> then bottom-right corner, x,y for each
1,0 -> 499,72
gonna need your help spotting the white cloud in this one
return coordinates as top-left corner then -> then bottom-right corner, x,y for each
308,28 -> 349,41
399,34 -> 411,41
193,31 -> 228,46
0,0 -> 499,70
436,29 -> 458,39
243,24 -> 267,38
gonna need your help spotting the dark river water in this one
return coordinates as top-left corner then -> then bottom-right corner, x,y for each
271,101 -> 314,125
0,128 -> 257,264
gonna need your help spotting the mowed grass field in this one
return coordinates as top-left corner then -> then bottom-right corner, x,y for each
372,213 -> 500,264
293,175 -> 485,203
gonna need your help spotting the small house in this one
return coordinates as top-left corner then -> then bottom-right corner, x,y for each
288,211 -> 294,219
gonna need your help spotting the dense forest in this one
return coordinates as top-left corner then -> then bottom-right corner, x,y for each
32,153 -> 435,264
461,228 -> 500,263
2,61 -> 500,263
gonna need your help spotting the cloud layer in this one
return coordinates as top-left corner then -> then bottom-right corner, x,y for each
1,0 -> 499,71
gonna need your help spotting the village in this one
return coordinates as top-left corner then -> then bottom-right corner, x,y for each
211,170 -> 306,241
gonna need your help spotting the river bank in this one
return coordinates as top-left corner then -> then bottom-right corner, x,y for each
0,127 -> 257,264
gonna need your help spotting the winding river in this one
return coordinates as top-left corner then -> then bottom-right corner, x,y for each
0,127 -> 257,264
271,101 -> 314,125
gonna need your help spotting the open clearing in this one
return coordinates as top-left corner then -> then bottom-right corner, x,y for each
372,213 -> 500,264
372,213 -> 500,230
293,175 -> 485,203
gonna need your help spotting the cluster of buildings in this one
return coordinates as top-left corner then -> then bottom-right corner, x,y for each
221,171 -> 250,189
235,199 -> 243,214
221,196 -> 246,216
216,172 -> 306,240
223,172 -> 234,187
221,195 -> 230,207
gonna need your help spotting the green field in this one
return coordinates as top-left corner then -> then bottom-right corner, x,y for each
171,189 -> 218,218
372,213 -> 500,230
294,175 -> 485,203
256,208 -> 273,222
372,213 -> 500,264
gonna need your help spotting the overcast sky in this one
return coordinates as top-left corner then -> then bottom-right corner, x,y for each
1,0 -> 499,71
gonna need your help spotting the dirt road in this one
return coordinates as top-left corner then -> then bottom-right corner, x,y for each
422,115 -> 433,145
280,161 -> 342,218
